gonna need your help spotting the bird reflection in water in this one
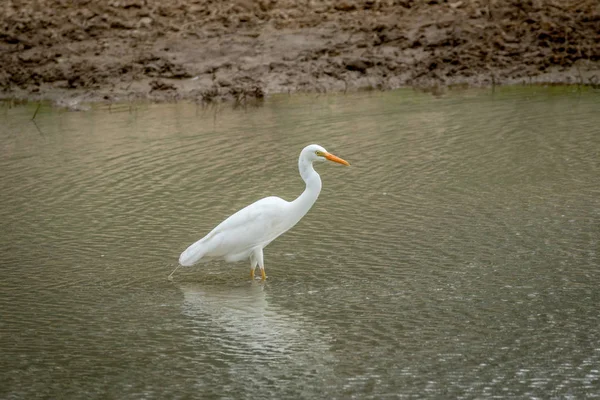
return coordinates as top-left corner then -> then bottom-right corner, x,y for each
178,281 -> 336,386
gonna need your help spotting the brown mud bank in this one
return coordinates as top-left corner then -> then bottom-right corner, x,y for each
1,0 -> 599,106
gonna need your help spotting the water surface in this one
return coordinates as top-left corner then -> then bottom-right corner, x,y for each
1,87 -> 599,398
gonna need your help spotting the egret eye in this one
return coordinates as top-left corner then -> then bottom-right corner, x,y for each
315,151 -> 322,156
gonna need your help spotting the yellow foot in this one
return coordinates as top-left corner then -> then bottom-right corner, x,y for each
260,269 -> 266,280
250,269 -> 255,280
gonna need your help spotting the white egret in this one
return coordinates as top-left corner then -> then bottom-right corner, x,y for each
170,144 -> 349,281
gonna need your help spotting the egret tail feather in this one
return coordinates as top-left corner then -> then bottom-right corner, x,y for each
179,240 -> 207,266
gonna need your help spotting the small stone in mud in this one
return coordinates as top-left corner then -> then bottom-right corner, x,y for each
217,78 -> 232,87
149,79 -> 176,92
138,17 -> 153,28
335,1 -> 357,12
345,59 -> 370,73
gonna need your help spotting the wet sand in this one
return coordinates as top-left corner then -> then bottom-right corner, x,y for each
1,0 -> 598,106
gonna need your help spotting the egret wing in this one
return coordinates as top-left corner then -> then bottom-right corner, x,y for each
179,196 -> 290,265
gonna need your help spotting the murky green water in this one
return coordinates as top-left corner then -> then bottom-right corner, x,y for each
1,87 -> 599,399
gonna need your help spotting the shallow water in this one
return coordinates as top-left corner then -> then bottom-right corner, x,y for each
1,87 -> 599,399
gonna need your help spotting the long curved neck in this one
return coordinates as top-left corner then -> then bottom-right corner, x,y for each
290,155 -> 322,221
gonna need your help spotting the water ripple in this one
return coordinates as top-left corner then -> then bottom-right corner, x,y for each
1,88 -> 599,399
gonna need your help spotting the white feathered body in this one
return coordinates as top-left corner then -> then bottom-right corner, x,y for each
179,196 -> 300,266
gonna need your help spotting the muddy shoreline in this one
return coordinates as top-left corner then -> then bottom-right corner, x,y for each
1,0 -> 599,106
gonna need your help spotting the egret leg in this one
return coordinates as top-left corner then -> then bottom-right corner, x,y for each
168,265 -> 181,281
253,248 -> 266,281
250,256 -> 257,280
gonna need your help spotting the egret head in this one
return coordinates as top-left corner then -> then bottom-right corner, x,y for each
302,144 -> 350,166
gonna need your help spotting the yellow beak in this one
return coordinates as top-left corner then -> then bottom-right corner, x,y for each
324,152 -> 350,166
